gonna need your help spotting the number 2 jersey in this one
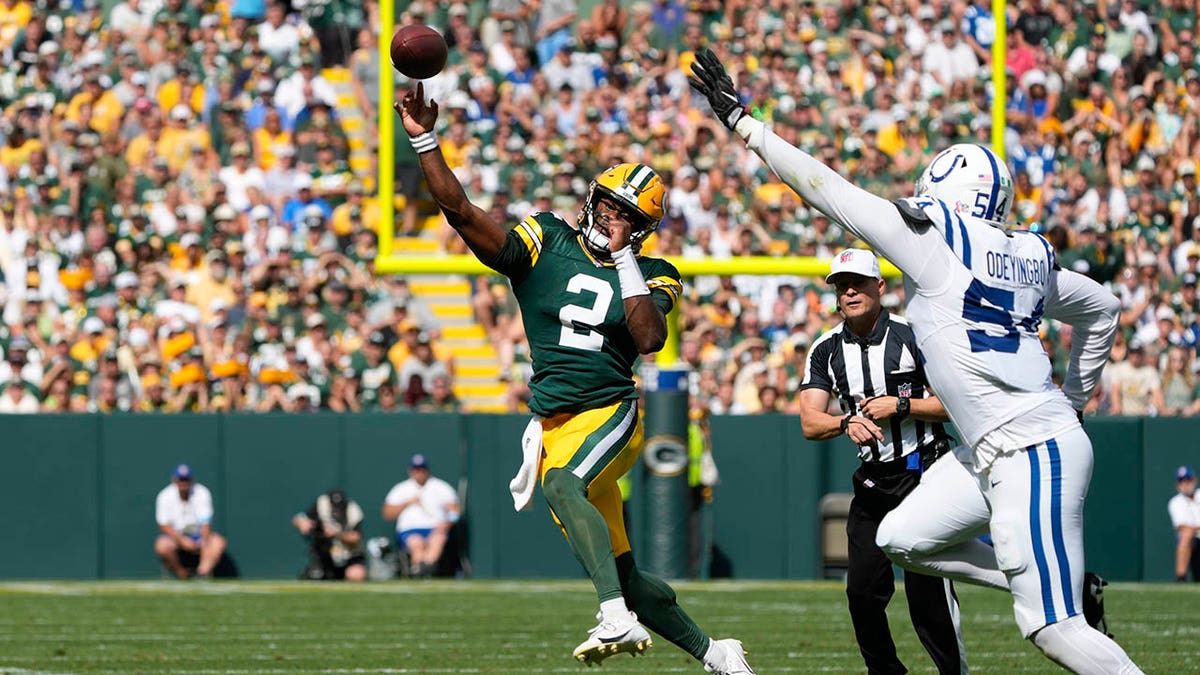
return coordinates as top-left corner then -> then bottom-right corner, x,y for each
487,212 -> 683,417
735,117 -> 1119,468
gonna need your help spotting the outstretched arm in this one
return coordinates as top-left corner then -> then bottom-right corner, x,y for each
688,49 -> 939,286
1043,268 -> 1120,411
395,83 -> 507,265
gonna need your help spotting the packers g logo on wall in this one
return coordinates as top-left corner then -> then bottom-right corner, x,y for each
644,435 -> 688,477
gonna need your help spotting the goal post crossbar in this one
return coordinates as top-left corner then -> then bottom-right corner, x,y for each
375,254 -> 902,364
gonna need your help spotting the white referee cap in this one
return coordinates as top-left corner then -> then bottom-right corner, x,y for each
826,249 -> 881,283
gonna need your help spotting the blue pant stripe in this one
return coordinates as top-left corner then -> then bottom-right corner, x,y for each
1027,444 -> 1056,624
1047,438 -> 1075,616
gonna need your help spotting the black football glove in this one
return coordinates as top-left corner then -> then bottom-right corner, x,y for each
688,48 -> 748,131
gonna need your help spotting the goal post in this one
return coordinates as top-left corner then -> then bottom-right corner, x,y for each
991,0 -> 1008,160
378,0 -> 396,259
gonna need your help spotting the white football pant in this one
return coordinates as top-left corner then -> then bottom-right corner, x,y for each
877,427 -> 1143,673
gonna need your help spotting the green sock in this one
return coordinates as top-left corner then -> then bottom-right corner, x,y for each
616,552 -> 710,659
542,469 -> 623,602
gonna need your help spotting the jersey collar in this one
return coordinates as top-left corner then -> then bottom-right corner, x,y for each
842,309 -> 890,346
577,235 -> 617,267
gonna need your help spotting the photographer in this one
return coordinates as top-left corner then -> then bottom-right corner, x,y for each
292,488 -> 366,582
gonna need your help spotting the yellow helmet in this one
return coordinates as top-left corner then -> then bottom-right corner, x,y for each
578,162 -> 666,258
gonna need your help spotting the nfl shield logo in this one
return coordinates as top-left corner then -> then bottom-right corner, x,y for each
839,250 -> 855,264
898,383 -> 912,398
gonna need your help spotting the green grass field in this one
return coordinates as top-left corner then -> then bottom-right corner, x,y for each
0,580 -> 1195,673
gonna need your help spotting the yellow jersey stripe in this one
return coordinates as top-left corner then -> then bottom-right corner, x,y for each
519,217 -> 543,251
515,217 -> 543,266
647,276 -> 682,302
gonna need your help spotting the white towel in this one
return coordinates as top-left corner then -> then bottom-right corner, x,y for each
509,416 -> 543,512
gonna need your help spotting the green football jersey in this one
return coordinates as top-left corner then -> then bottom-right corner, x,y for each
489,212 -> 682,417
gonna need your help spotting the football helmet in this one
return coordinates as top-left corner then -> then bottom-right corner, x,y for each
915,144 -> 1014,228
578,163 -> 666,259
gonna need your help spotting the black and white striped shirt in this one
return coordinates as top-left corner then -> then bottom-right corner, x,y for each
801,311 -> 945,463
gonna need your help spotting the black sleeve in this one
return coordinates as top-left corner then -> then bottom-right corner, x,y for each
650,288 -> 674,315
894,197 -> 935,230
799,337 -> 835,392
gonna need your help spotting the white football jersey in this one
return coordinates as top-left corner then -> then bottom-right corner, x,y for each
893,197 -> 1071,451
738,119 -> 1119,466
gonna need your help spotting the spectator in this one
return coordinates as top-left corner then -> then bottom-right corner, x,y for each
0,377 -> 38,412
293,488 -> 367,582
398,332 -> 450,406
349,331 -> 398,410
923,21 -> 979,88
154,464 -> 229,579
1161,346 -> 1200,416
417,374 -> 462,412
382,454 -> 462,578
1169,465 -> 1200,582
257,2 -> 300,65
1108,340 -> 1166,415
275,54 -> 337,124
0,0 -> 1197,419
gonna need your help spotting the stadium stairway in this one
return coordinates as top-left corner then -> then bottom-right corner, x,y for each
409,277 -> 509,412
322,67 -> 374,182
323,69 -> 507,411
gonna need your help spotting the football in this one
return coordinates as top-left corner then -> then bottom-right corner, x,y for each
390,24 -> 448,79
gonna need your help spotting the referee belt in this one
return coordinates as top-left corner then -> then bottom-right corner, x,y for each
860,437 -> 952,475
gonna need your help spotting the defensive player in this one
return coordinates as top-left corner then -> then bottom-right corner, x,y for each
690,49 -> 1142,674
395,83 -> 755,675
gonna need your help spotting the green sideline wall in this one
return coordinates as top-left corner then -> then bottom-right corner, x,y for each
0,414 -> 1191,581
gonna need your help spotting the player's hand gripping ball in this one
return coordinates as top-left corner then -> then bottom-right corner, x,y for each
390,25 -> 449,79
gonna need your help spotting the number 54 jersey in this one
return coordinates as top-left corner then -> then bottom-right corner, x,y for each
489,212 -> 683,417
894,197 -> 1074,459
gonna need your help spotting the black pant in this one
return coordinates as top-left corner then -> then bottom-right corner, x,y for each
1186,536 -> 1200,582
847,457 -> 963,675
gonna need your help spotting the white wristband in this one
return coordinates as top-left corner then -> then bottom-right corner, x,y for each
734,114 -> 757,142
409,131 -> 439,154
613,246 -> 650,299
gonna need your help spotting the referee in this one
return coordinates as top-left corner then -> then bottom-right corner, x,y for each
799,249 -> 965,675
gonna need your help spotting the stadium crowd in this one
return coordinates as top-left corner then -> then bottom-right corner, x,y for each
0,0 -> 1198,417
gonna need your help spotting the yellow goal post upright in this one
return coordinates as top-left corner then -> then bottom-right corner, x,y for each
378,0 -> 396,261
992,0 -> 1008,160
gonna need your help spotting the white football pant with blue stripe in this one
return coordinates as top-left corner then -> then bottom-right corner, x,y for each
990,429 -> 1089,637
878,432 -> 1143,673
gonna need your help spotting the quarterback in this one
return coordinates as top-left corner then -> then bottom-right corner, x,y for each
691,49 -> 1142,674
395,83 -> 754,675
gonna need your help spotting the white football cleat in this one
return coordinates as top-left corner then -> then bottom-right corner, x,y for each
704,638 -> 755,675
572,611 -> 653,666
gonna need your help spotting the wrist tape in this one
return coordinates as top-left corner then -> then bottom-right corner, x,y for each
409,131 -> 439,154
612,246 -> 650,299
